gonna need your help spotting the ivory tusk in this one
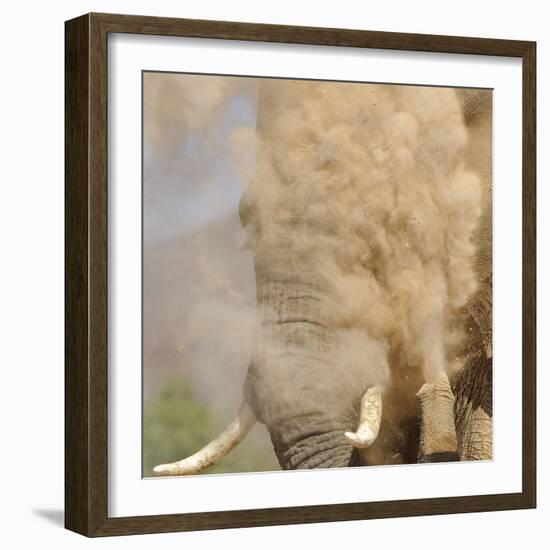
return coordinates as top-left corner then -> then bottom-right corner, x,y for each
153,401 -> 257,476
344,386 -> 383,449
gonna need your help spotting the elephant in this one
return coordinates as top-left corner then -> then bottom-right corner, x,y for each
154,80 -> 493,475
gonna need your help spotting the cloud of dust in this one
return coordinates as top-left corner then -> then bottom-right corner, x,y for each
144,73 -> 257,150
242,79 -> 483,390
143,74 -> 488,460
143,73 -> 260,243
143,73 -> 261,418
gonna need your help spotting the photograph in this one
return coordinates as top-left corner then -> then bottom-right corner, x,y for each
142,73 -> 493,477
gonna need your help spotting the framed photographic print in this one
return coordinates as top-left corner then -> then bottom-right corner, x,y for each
65,13 -> 536,537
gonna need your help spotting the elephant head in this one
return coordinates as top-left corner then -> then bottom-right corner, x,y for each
154,80 -> 493,475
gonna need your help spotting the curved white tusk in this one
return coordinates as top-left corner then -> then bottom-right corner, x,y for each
344,386 -> 383,449
153,401 -> 257,476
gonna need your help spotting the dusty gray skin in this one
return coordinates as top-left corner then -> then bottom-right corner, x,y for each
236,87 -> 493,469
240,236 -> 364,469
417,91 -> 494,463
415,91 -> 493,464
451,89 -> 493,461
415,91 -> 493,463
240,186 -> 365,468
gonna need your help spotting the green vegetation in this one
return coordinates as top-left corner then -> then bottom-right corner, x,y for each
143,376 -> 278,476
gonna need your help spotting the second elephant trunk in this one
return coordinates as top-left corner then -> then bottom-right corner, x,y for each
416,373 -> 459,463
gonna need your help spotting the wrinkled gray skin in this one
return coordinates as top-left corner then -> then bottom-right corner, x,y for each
239,87 -> 493,469
451,89 -> 493,462
416,89 -> 493,464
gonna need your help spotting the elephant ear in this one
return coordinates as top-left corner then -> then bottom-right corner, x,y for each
452,351 -> 492,461
464,279 -> 492,361
471,184 -> 492,361
456,88 -> 493,360
450,89 -> 493,462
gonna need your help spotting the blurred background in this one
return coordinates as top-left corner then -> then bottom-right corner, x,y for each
142,72 -> 279,476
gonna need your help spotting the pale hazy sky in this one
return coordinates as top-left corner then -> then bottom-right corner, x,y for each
142,73 -> 260,409
143,73 -> 259,243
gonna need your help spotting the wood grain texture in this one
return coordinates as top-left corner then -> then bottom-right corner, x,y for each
65,14 -> 91,535
64,12 -> 537,537
521,42 -> 537,509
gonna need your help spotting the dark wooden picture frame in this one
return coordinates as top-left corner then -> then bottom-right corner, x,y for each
65,12 -> 536,537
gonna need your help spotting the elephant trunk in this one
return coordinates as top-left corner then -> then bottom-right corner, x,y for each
243,286 -> 357,468
416,372 -> 459,463
242,245 -> 382,469
271,417 -> 358,469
